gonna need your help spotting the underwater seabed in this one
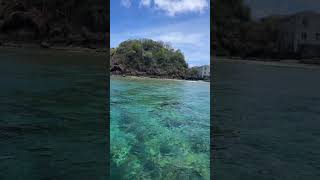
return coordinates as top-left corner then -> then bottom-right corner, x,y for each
111,77 -> 210,180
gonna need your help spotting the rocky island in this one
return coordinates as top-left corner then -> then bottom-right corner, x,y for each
110,39 -> 208,80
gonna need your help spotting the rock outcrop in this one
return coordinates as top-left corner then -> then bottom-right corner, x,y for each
0,0 -> 108,48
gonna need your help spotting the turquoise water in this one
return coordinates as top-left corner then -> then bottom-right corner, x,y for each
213,62 -> 320,179
111,77 -> 210,179
0,48 -> 108,180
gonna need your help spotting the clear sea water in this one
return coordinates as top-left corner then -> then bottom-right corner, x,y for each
0,48 -> 108,180
111,76 -> 210,180
213,61 -> 320,179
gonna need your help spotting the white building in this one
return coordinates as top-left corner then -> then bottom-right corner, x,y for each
197,65 -> 210,78
276,11 -> 320,56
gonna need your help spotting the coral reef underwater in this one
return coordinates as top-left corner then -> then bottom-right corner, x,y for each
111,77 -> 210,180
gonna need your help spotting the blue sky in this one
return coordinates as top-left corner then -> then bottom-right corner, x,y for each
111,0 -> 210,67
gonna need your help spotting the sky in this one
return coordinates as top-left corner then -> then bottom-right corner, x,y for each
110,0 -> 210,67
245,0 -> 320,18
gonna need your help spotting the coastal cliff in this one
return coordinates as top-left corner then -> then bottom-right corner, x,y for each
0,0 -> 108,48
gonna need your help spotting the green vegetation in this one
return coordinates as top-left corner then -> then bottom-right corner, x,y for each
212,0 -> 250,56
110,39 -> 189,79
0,0 -> 107,47
186,67 -> 201,80
212,0 -> 281,59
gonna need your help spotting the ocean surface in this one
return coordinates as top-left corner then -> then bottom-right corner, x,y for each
0,48 -> 108,180
111,76 -> 210,180
213,61 -> 320,179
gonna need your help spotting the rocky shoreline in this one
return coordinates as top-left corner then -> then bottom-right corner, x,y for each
111,74 -> 210,83
110,71 -> 210,82
110,67 -> 207,81
0,42 -> 108,55
110,71 -> 186,80
215,57 -> 320,69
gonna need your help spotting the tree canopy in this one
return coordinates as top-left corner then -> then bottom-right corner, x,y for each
111,39 -> 189,79
213,0 -> 280,58
0,0 -> 108,46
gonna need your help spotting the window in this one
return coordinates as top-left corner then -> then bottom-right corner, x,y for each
301,32 -> 307,40
302,17 -> 309,28
316,33 -> 320,40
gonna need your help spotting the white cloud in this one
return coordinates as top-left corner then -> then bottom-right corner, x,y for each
154,32 -> 204,46
121,0 -> 132,8
120,0 -> 209,16
111,18 -> 210,65
141,0 -> 208,16
140,0 -> 152,7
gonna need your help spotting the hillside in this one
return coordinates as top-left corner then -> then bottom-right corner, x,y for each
0,0 -> 108,48
212,0 -> 251,56
110,39 -> 190,79
212,0 -> 280,58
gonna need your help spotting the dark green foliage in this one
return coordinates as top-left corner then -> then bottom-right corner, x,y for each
111,39 -> 189,79
213,0 -> 251,56
186,67 -> 201,80
0,0 -> 107,46
213,0 -> 280,58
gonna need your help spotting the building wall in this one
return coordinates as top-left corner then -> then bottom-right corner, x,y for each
199,65 -> 210,78
279,12 -> 320,54
295,13 -> 320,47
278,17 -> 296,52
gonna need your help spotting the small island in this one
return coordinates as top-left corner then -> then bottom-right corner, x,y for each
110,39 -> 210,81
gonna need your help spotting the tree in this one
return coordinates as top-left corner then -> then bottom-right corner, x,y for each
111,39 -> 189,78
